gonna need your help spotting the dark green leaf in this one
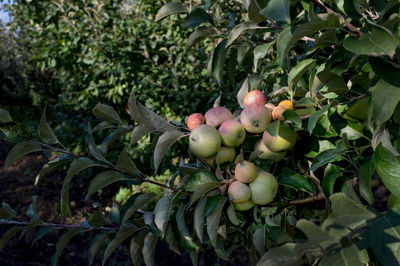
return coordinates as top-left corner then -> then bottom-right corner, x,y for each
388,194 -> 400,209
27,196 -> 40,219
190,183 -> 220,206
185,171 -> 218,192
52,228 -> 81,266
0,108 -> 12,124
374,144 -> 400,198
266,120 -> 280,137
253,41 -> 275,72
130,229 -> 147,266
253,227 -> 266,254
322,163 -> 343,197
100,127 -> 130,154
185,26 -> 216,52
278,168 -> 313,194
310,142 -> 345,171
88,232 -> 112,265
92,103 -> 122,124
211,39 -> 227,83
257,243 -> 301,266
307,105 -> 330,134
154,130 -> 185,171
205,195 -> 223,216
142,232 -> 158,266
35,155 -> 73,185
0,122 -> 33,143
184,8 -> 212,28
194,190 -> 218,242
130,124 -> 153,145
90,121 -> 116,133
283,110 -> 301,127
88,135 -> 110,164
320,244 -> 362,266
165,226 -> 180,255
359,161 -> 375,204
0,227 -> 23,253
5,140 -> 42,168
87,210 -> 109,227
288,59 -> 316,92
176,206 -> 199,251
206,196 -> 227,246
155,1 -> 188,22
0,203 -> 16,219
31,226 -> 54,246
117,147 -> 142,177
86,170 -> 127,200
121,193 -> 156,224
248,0 -> 268,23
227,22 -> 262,47
296,219 -> 337,247
38,106 -> 59,144
260,0 -> 290,24
103,224 -> 139,264
371,79 -> 400,127
227,203 -> 240,226
237,77 -> 249,108
154,195 -> 172,235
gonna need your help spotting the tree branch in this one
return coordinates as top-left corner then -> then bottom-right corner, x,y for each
0,219 -> 119,230
268,194 -> 325,207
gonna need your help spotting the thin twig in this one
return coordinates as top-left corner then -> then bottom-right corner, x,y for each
0,219 -> 119,230
268,194 -> 325,207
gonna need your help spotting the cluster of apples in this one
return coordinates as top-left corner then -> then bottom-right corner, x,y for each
186,90 -> 298,210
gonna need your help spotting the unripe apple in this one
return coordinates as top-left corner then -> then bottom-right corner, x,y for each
228,181 -> 251,203
219,120 -> 246,147
240,103 -> 271,133
205,107 -> 234,128
189,124 -> 221,158
244,90 -> 266,107
249,171 -> 278,205
254,140 -> 287,162
235,160 -> 258,183
265,103 -> 276,111
234,200 -> 255,211
263,124 -> 296,153
187,113 -> 204,131
216,146 -> 236,164
271,106 -> 287,121
278,100 -> 294,110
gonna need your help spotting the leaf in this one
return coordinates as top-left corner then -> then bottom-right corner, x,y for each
322,163 -> 343,197
266,120 -> 280,137
52,228 -> 81,266
103,224 -> 139,264
185,26 -> 216,52
117,147 -> 142,177
185,171 -> 218,192
278,168 -> 313,194
31,226 -> 54,246
0,108 -> 12,124
176,206 -> 199,251
227,203 -> 240,226
155,1 -> 188,22
194,190 -> 218,242
371,79 -> 400,127
184,8 -> 212,28
359,161 -> 375,204
237,77 -> 249,108
296,219 -> 337,246
0,203 -> 16,219
38,106 -> 59,144
121,193 -> 156,224
248,0 -> 268,23
0,227 -> 23,253
288,59 -> 316,92
344,28 -> 399,56
190,182 -> 220,206
206,196 -> 227,246
88,232 -> 112,265
227,22 -> 262,47
5,140 -> 42,168
307,105 -> 330,134
257,243 -> 301,266
260,0 -> 290,24
142,232 -> 158,266
310,142 -> 345,171
88,135 -> 110,164
86,170 -> 127,200
283,110 -> 301,128
90,121 -> 116,133
388,194 -> 400,209
154,130 -> 185,171
372,126 -> 399,156
130,124 -> 153,144
320,244 -> 362,266
130,229 -> 148,266
92,103 -> 122,124
61,157 -> 105,217
374,144 -> 400,198
154,195 -> 172,235
0,122 -> 33,143
87,210 -> 109,227
27,196 -> 40,219
253,41 -> 275,72
35,155 -> 73,186
277,13 -> 343,66
211,39 -> 227,83
164,226 -> 180,255
253,227 -> 266,254
100,127 -> 131,154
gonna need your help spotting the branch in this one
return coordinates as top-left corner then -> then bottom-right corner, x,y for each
268,194 -> 325,207
0,219 -> 118,230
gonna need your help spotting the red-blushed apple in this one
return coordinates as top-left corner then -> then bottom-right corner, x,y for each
278,100 -> 294,110
272,105 -> 287,121
240,103 -> 271,133
219,120 -> 246,147
189,124 -> 221,158
254,139 -> 287,161
265,103 -> 276,112
234,200 -> 254,211
243,90 -> 266,107
235,160 -> 257,183
205,106 -> 234,128
187,113 -> 204,131
249,171 -> 278,205
263,124 -> 296,152
228,181 -> 251,203
216,146 -> 235,164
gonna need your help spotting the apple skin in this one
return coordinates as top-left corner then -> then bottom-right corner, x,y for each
235,160 -> 258,183
278,100 -> 294,110
228,181 -> 251,203
271,106 -> 287,121
234,200 -> 255,211
249,171 -> 278,205
240,103 -> 272,133
219,120 -> 246,147
244,90 -> 267,107
205,107 -> 234,128
254,140 -> 287,162
265,103 -> 276,112
216,146 -> 236,164
189,124 -> 221,158
187,113 -> 204,131
263,124 -> 296,153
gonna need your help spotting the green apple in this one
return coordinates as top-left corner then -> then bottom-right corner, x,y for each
249,171 -> 278,205
263,124 -> 296,153
216,146 -> 235,164
205,106 -> 234,128
254,140 -> 287,162
240,103 -> 271,133
189,124 -> 221,158
234,200 -> 255,211
228,181 -> 251,203
219,120 -> 246,147
235,160 -> 258,183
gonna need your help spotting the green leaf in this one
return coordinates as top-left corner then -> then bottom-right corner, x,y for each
283,110 -> 301,128
0,108 -> 12,124
185,26 -> 216,52
130,229 -> 148,266
142,232 -> 158,266
88,232 -> 112,265
0,227 -> 23,253
0,203 -> 16,219
155,1 -> 188,22
87,210 -> 109,227
307,105 -> 330,134
52,228 -> 81,266
88,135 -> 110,164
27,196 -> 40,219
278,168 -> 313,194
344,28 -> 399,56
35,155 -> 73,185
253,227 -> 266,254
117,147 -> 142,177
86,170 -> 127,200
227,203 -> 240,226
206,196 -> 227,246
227,22 -> 262,47
371,79 -> 400,127
5,140 -> 42,168
91,121 -> 116,133
359,161 -> 375,204
310,142 -> 345,171
205,195 -> 223,216
176,206 -> 199,251
211,39 -> 227,83
103,224 -> 139,264
194,190 -> 218,242
184,8 -> 212,28
130,124 -> 153,145
121,193 -> 156,224
154,130 -> 185,171
92,103 -> 122,124
322,163 -> 343,197
296,219 -> 337,247
100,127 -> 131,154
288,59 -> 316,92
320,244 -> 362,266
266,120 -> 280,137
154,195 -> 172,235
248,0 -> 268,23
31,226 -> 54,246
253,41 -> 275,72
38,106 -> 59,144
237,77 -> 249,108
190,182 -> 220,206
374,144 -> 400,198
185,171 -> 218,192
388,194 -> 400,209
260,0 -> 290,24
257,243 -> 301,266
0,122 -> 33,143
